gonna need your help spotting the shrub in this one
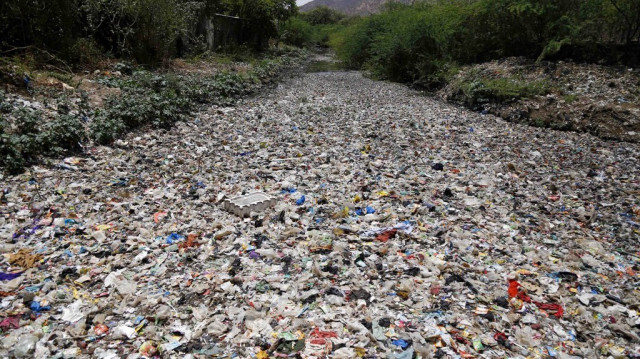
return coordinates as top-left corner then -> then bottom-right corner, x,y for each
281,18 -> 315,47
301,6 -> 345,25
12,108 -> 47,162
2,50 -> 302,172
97,87 -> 189,135
329,0 -> 640,88
0,91 -> 11,114
281,6 -> 349,48
43,114 -> 86,153
1,0 -> 299,66
69,38 -> 104,68
90,112 -> 127,145
0,119 -> 25,174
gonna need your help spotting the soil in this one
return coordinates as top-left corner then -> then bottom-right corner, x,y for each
438,57 -> 640,142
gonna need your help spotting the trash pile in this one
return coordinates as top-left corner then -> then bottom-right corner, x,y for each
438,57 -> 640,143
0,71 -> 639,358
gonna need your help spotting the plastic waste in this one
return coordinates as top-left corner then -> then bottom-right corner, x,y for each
0,66 -> 639,358
14,334 -> 38,358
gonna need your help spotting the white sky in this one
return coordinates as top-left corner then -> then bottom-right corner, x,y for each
297,0 -> 313,6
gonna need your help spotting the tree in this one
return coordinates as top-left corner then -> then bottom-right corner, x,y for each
301,6 -> 345,25
219,0 -> 297,48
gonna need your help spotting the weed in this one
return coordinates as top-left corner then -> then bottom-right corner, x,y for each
453,74 -> 550,107
563,94 -> 579,104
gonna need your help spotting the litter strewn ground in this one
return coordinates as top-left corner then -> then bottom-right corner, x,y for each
438,57 -> 640,143
0,71 -> 639,358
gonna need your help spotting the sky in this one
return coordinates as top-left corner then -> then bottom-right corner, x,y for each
297,0 -> 313,6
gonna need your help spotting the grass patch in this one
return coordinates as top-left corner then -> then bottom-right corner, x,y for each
563,94 -> 579,104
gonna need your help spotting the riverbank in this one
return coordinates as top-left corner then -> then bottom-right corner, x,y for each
0,47 -> 306,174
437,57 -> 640,143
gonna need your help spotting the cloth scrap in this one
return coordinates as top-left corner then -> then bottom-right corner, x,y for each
9,249 -> 43,269
0,272 -> 22,281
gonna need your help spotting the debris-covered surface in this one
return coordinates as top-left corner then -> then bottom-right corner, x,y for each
438,57 -> 640,143
1,71 -> 639,358
0,49 -> 306,174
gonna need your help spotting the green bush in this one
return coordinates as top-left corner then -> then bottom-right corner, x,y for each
43,114 -> 86,153
99,86 -> 190,132
0,131 -> 25,175
1,50 -> 302,172
0,91 -> 11,114
281,18 -> 315,47
12,109 -> 47,162
90,112 -> 127,145
88,50 -> 302,145
301,6 -> 345,25
329,0 -> 640,88
69,38 -> 105,68
0,106 -> 88,173
330,2 -> 473,87
280,6 -> 349,48
1,0 -> 299,66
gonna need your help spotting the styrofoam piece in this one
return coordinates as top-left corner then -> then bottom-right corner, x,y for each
222,192 -> 276,217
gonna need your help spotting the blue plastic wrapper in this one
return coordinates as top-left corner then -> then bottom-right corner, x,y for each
391,339 -> 410,349
30,301 -> 51,313
296,195 -> 306,205
166,233 -> 185,244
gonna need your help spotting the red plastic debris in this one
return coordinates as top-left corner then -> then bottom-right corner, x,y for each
179,233 -> 201,249
309,328 -> 338,345
508,279 -> 563,318
534,302 -> 564,318
376,229 -> 397,242
494,331 -> 509,347
94,323 -> 109,335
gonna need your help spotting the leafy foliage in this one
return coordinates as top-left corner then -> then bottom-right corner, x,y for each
329,0 -> 640,88
89,49 -> 302,146
301,6 -> 345,25
0,0 -> 299,65
280,8 -> 350,48
1,49 -> 303,173
43,115 -> 86,154
0,106 -> 86,174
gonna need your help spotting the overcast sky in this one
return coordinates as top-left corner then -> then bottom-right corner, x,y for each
297,0 -> 313,6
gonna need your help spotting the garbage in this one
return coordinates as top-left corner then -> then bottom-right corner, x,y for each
93,323 -> 109,335
112,325 -> 136,340
60,300 -> 85,322
0,71 -> 639,358
29,301 -> 51,314
0,272 -> 22,281
8,249 -> 42,268
0,315 -> 20,330
223,192 -> 276,217
139,341 -> 158,357
14,334 -> 38,358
